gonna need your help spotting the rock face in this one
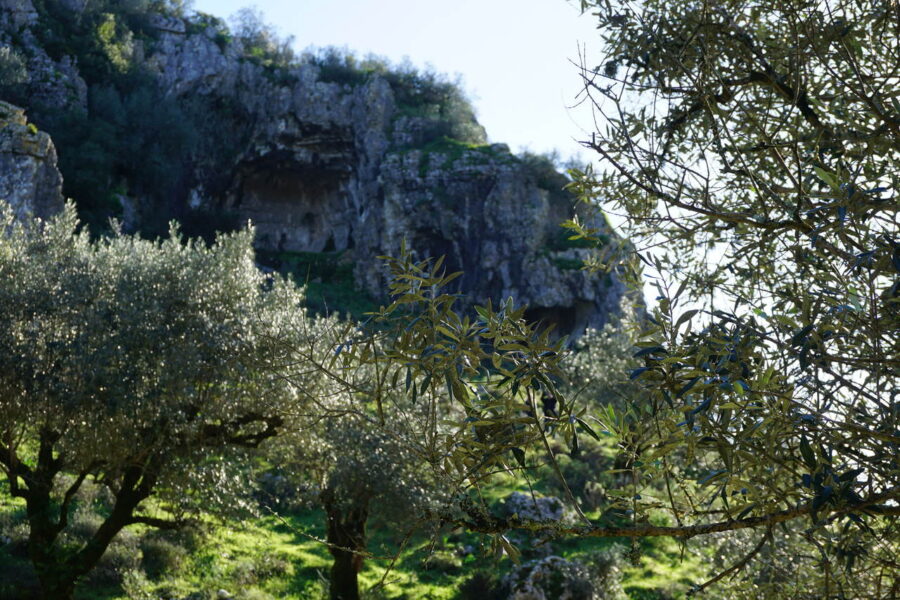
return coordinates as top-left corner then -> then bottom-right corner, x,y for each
0,101 -> 64,220
502,554 -> 625,600
0,2 -> 629,335
377,148 -> 625,334
501,492 -> 570,523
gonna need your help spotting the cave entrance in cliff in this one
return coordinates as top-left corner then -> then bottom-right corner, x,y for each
236,166 -> 350,254
524,301 -> 596,342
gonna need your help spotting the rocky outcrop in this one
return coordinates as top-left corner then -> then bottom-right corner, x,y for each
0,101 -> 64,220
501,492 -> 570,523
0,2 -> 629,335
503,553 -> 625,600
376,147 -> 625,334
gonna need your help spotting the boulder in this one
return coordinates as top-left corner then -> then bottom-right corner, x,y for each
503,552 -> 626,600
502,492 -> 569,523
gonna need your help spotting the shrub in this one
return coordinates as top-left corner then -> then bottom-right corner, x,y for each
0,45 -> 28,103
235,590 -> 278,600
230,555 -> 289,587
519,151 -> 574,204
305,46 -> 372,86
422,551 -> 462,574
140,536 -> 188,579
303,48 -> 485,147
87,535 -> 142,586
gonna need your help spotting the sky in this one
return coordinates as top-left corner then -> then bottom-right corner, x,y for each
191,0 -> 603,164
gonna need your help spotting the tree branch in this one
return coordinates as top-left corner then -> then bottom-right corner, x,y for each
197,412 -> 284,448
127,515 -> 185,530
0,440 -> 30,498
454,485 -> 900,539
55,465 -> 99,536
687,528 -> 770,596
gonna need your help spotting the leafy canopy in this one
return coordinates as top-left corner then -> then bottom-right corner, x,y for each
0,205 -> 325,597
560,0 -> 898,595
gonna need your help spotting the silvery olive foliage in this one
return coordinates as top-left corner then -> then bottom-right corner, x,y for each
270,362 -> 447,520
560,0 -> 899,595
318,248 -> 605,557
704,525 -> 898,600
0,204 -> 328,598
565,320 -> 642,411
266,394 -> 444,600
271,328 -> 456,600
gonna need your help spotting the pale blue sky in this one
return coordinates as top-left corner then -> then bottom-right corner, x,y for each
192,0 -> 601,163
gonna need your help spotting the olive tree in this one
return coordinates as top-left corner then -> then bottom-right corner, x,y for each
553,0 -> 899,595
288,249 -> 588,554
267,405 -> 440,600
0,205 -> 322,599
260,244 -> 590,598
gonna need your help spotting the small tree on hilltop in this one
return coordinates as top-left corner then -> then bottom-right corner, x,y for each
0,205 -> 325,599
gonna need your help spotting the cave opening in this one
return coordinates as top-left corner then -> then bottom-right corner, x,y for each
524,301 -> 597,342
235,165 -> 350,254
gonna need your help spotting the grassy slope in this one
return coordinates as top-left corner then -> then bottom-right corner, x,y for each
1,470 -> 710,600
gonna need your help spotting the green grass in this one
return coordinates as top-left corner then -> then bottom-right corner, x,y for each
0,458 -> 710,600
110,510 -> 469,600
420,137 -> 515,161
552,256 -> 586,271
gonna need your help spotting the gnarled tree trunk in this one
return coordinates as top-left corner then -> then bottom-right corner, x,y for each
322,488 -> 369,600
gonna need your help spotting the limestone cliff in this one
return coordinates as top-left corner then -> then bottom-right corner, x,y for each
0,1 -> 626,335
0,100 -> 63,220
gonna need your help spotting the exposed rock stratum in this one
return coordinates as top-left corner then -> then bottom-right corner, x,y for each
0,1 -> 627,335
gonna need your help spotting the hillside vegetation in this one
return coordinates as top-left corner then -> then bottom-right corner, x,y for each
0,1 -> 897,599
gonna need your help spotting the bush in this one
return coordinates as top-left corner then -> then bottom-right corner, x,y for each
305,47 -> 372,86
235,591 -> 278,600
519,151 -> 574,205
422,550 -> 462,574
230,554 -> 289,586
140,535 -> 188,579
536,439 -> 616,509
230,7 -> 296,69
84,530 -> 142,586
0,45 -> 29,103
304,48 -> 486,147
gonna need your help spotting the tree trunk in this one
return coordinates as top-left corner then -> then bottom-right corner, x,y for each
22,431 -> 80,600
322,490 -> 369,600
21,445 -> 164,600
29,489 -> 136,600
329,546 -> 362,600
35,568 -> 78,600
